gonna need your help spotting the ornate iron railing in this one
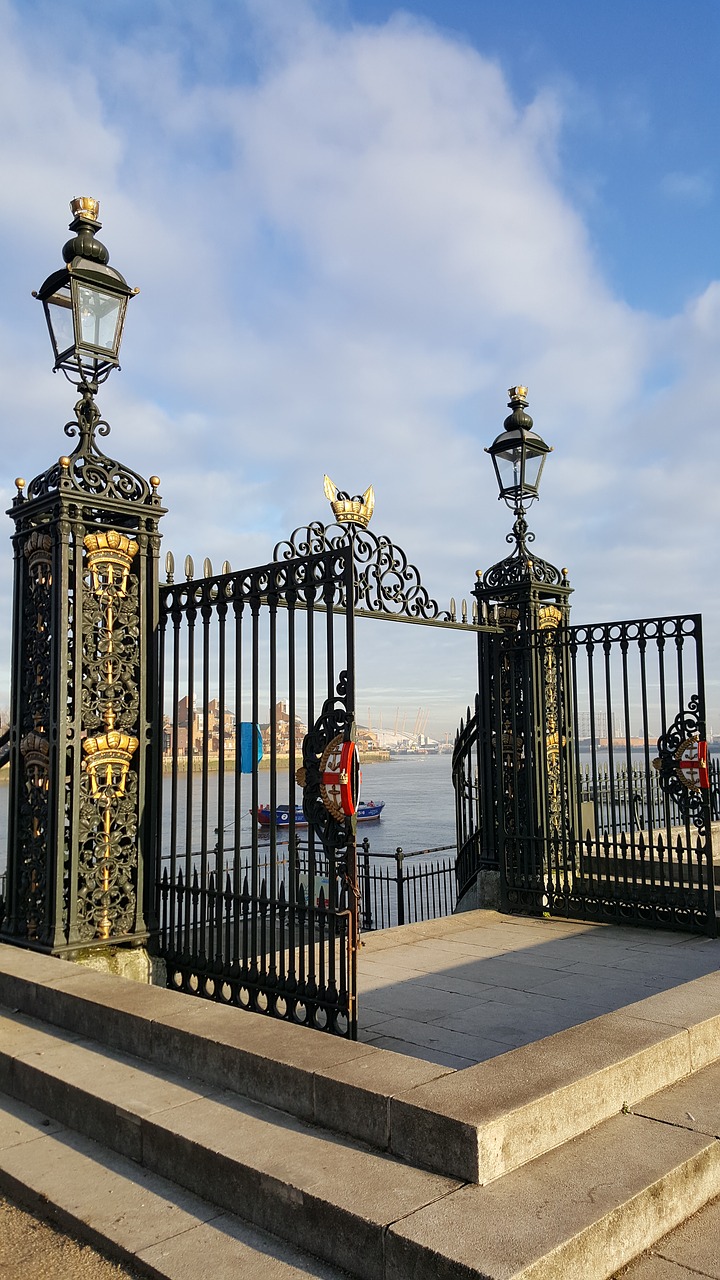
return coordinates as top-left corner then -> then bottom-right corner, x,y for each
580,755 -> 720,833
157,836 -> 457,950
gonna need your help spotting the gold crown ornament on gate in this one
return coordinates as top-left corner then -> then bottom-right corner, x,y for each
84,530 -> 139,597
323,476 -> 375,529
82,730 -> 139,797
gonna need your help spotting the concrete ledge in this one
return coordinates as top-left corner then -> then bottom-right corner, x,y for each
0,944 -> 450,1156
1,944 -> 720,1188
390,1009 -> 695,1183
0,1013 -> 461,1280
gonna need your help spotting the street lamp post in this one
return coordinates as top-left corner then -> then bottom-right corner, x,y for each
473,387 -> 575,914
2,199 -> 165,957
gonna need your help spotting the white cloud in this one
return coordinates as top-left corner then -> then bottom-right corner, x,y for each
0,0 -> 718,731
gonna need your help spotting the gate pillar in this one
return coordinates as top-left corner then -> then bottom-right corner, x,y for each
1,199 -> 165,956
475,388 -> 575,912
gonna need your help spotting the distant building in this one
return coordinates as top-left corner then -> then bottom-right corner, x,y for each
260,701 -> 307,756
164,696 -> 235,755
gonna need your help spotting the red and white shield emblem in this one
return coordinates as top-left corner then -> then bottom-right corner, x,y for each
674,737 -> 709,791
319,735 -> 361,820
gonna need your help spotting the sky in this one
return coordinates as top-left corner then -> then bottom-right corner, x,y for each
0,0 -> 719,738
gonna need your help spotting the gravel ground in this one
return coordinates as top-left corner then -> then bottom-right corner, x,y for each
0,1190 -> 144,1280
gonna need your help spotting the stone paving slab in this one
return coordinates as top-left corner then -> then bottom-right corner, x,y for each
357,912 -> 720,1067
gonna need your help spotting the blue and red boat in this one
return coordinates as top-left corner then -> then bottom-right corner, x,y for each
256,800 -> 384,827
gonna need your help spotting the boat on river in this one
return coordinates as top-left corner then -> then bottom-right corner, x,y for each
256,800 -> 384,827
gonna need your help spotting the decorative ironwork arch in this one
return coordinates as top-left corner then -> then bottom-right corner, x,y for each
274,521 -> 456,624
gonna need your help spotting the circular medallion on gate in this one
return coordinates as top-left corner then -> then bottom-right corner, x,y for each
319,735 -> 361,820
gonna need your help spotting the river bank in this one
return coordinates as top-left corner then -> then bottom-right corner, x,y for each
162,750 -> 391,773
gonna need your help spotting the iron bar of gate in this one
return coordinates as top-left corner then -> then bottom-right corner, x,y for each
454,613 -> 716,934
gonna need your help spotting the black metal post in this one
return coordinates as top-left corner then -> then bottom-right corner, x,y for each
471,388 -> 575,914
395,847 -> 405,926
360,837 -> 373,932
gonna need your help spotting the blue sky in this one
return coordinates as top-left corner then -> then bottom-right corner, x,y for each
1,0 -> 719,734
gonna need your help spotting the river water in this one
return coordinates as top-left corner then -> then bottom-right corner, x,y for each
0,754 -> 457,879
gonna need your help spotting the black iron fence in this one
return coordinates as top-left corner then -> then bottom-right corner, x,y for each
157,834 -> 458,952
156,546 -> 358,1037
358,838 -> 457,930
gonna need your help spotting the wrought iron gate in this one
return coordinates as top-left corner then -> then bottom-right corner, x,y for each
156,486 -> 497,1036
157,544 -> 359,1036
456,612 -> 717,935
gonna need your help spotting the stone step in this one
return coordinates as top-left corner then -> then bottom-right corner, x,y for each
0,1007 -> 461,1279
0,1091 -> 348,1279
2,943 -> 720,1186
2,1005 -> 720,1278
386,1097 -> 720,1279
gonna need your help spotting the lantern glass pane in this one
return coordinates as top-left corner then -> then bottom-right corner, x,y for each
76,285 -> 123,355
523,448 -> 545,491
45,287 -> 75,359
496,445 -> 524,495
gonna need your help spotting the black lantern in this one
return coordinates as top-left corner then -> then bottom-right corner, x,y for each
34,197 -> 136,385
486,386 -> 551,509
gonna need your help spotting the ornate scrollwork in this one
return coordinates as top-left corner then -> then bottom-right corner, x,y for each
26,384 -> 151,504
274,521 -> 452,621
18,731 -> 50,938
652,699 -> 708,835
77,767 -> 138,940
541,617 -> 566,839
14,530 -> 55,938
482,508 -> 564,590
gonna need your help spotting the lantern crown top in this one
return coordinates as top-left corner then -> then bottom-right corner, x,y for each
70,196 -> 100,222
62,196 -> 111,268
503,385 -> 534,434
34,196 -> 136,388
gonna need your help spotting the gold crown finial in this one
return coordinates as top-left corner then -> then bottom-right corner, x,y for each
508,385 -> 528,401
70,196 -> 100,222
323,475 -> 375,528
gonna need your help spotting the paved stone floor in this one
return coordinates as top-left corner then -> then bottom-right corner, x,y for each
357,910 -> 720,1067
